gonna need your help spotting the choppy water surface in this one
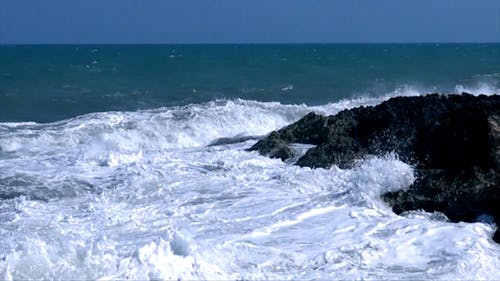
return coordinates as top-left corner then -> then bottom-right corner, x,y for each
1,95 -> 499,280
1,44 -> 500,280
2,44 -> 499,122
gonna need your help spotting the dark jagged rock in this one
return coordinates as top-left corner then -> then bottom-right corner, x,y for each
251,93 -> 499,169
249,93 -> 500,243
381,168 -> 499,223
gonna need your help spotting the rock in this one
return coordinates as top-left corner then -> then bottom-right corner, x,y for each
208,135 -> 260,146
249,93 -> 500,243
494,229 -> 500,244
488,114 -> 500,171
251,93 -> 499,169
381,168 -> 499,224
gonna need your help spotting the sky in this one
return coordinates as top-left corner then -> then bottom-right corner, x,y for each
1,0 -> 499,44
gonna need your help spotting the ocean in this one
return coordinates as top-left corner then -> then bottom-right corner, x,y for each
0,44 -> 499,280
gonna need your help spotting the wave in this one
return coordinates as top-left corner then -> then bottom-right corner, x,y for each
1,83 -> 498,157
0,96 -> 404,156
0,86 -> 498,200
0,201 -> 228,280
1,128 -> 499,279
455,82 -> 500,96
1,83 -> 498,163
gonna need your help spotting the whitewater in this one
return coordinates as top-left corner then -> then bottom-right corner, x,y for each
1,86 -> 499,280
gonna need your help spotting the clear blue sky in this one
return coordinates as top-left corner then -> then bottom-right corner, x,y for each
1,0 -> 499,44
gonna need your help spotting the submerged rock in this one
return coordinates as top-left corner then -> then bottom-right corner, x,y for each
208,135 -> 261,146
249,93 -> 500,243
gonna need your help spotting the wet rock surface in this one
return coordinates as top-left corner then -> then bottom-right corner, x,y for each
249,93 -> 500,243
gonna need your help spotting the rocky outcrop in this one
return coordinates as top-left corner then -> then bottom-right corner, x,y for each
249,93 -> 500,243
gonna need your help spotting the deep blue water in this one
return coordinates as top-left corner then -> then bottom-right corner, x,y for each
1,44 -> 499,122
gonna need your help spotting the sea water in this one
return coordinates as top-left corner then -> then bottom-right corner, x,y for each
0,44 -> 499,280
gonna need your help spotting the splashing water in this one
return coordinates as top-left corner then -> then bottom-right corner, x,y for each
1,93 -> 499,280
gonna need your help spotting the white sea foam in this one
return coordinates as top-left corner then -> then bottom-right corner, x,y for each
0,95 -> 404,159
1,94 -> 499,280
455,82 -> 500,96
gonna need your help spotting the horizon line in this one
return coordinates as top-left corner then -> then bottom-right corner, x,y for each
2,41 -> 500,46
